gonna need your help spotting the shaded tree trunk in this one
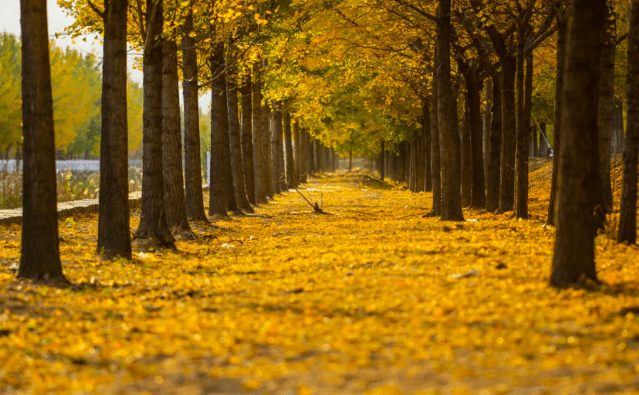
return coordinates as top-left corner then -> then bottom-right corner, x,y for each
380,140 -> 385,181
515,53 -> 533,219
240,76 -> 256,205
430,79 -> 442,215
548,10 -> 567,225
284,113 -> 297,188
162,37 -> 191,234
499,55 -> 517,213
597,12 -> 616,215
252,72 -> 267,204
261,101 -> 274,198
227,78 -> 253,213
438,0 -> 464,221
551,0 -> 605,287
209,43 -> 230,216
486,74 -> 502,212
18,0 -> 64,280
619,0 -> 639,245
482,79 -> 493,185
271,101 -> 283,194
461,96 -> 472,207
293,119 -> 302,183
181,12 -> 207,221
134,0 -> 175,248
423,98 -> 432,192
97,0 -> 131,260
468,77 -> 486,209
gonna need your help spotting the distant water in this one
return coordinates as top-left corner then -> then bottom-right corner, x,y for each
0,160 -> 143,172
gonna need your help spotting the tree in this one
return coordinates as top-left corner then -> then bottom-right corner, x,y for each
95,0 -> 132,260
550,0 -> 606,287
18,0 -> 65,281
619,0 -> 639,245
133,0 -> 176,249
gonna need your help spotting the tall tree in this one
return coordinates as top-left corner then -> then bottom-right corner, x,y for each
95,0 -> 131,260
550,0 -> 606,287
134,0 -> 175,248
18,0 -> 65,280
284,112 -> 297,188
227,76 -> 253,213
182,11 -> 208,222
252,70 -> 267,204
240,75 -> 256,205
162,36 -> 192,235
619,0 -> 639,245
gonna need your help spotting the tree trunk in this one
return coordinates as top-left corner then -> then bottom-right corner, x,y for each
380,140 -> 385,180
227,78 -> 253,213
162,38 -> 191,234
134,0 -> 175,248
271,102 -> 283,194
423,99 -> 432,192
486,74 -> 502,212
252,73 -> 267,203
461,96 -> 472,207
293,119 -> 302,183
97,0 -> 131,260
209,43 -> 230,216
437,0 -> 464,221
430,79 -> 442,215
261,100 -> 274,198
515,53 -> 533,219
308,135 -> 315,175
597,14 -> 615,215
612,100 -> 624,153
499,55 -> 517,213
551,0 -> 605,287
468,77 -> 486,208
240,75 -> 256,205
619,0 -> 639,245
482,79 -> 493,185
18,0 -> 65,280
181,12 -> 207,222
284,113 -> 297,188
548,10 -> 567,226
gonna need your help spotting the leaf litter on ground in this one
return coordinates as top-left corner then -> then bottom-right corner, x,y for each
0,163 -> 638,394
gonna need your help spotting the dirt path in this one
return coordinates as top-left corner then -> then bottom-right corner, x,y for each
1,172 -> 638,395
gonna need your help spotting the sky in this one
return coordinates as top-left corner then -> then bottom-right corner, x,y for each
0,1 -> 211,109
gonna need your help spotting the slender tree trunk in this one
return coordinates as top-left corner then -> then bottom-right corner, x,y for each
271,102 -> 283,194
134,0 -> 175,248
261,101 -> 274,198
284,113 -> 297,188
498,55 -> 517,213
304,129 -> 312,178
430,79 -> 442,215
209,43 -> 230,216
252,73 -> 267,203
293,119 -> 302,183
482,79 -> 493,186
551,0 -> 605,287
619,0 -> 639,245
515,52 -> 533,219
308,134 -> 315,175
162,38 -> 191,234
437,0 -> 463,221
97,0 -> 131,260
423,99 -> 432,192
240,76 -> 256,205
18,0 -> 65,280
598,13 -> 615,215
468,78 -> 486,209
461,97 -> 472,207
181,12 -> 207,221
380,140 -> 385,180
227,78 -> 253,213
486,74 -> 502,212
548,11 -> 567,225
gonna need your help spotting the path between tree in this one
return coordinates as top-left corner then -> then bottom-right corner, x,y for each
0,172 -> 638,394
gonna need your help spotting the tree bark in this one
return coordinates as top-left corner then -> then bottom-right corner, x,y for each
380,140 -> 385,180
162,37 -> 191,234
134,0 -> 175,248
486,74 -> 502,212
261,101 -> 274,197
240,75 -> 256,205
209,43 -> 230,216
619,0 -> 639,245
227,77 -> 253,213
437,0 -> 464,221
548,10 -> 567,226
551,0 -> 605,287
18,0 -> 65,280
97,0 -> 131,260
181,12 -> 207,221
468,77 -> 486,209
499,55 -> 517,213
430,79 -> 442,215
271,102 -> 283,193
597,12 -> 615,215
293,119 -> 302,183
482,79 -> 493,186
285,113 -> 297,188
252,72 -> 267,203
461,96 -> 472,207
423,99 -> 432,192
515,53 -> 533,219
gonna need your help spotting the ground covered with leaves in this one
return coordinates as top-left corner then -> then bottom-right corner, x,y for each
1,166 -> 639,395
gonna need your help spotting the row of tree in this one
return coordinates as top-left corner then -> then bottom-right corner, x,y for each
15,0 -> 639,289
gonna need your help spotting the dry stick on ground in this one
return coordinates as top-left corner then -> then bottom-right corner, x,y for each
293,186 -> 328,214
